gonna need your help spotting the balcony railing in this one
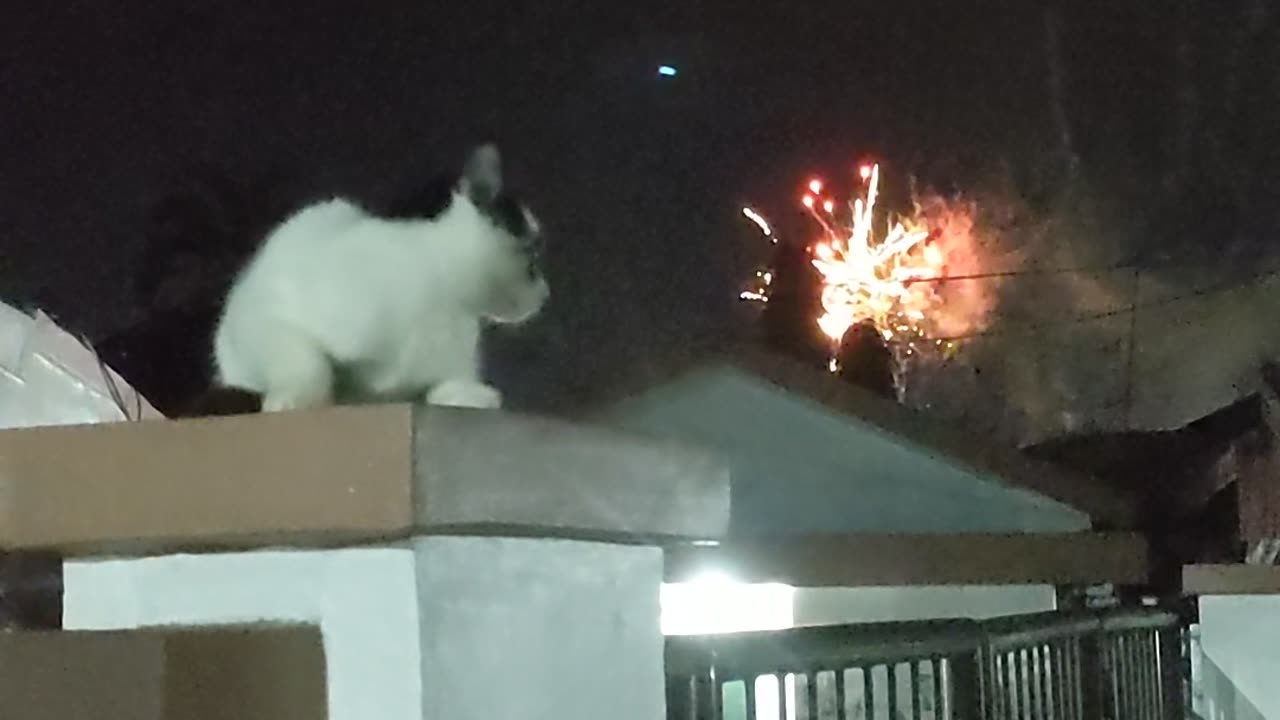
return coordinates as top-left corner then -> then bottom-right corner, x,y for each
666,607 -> 1187,720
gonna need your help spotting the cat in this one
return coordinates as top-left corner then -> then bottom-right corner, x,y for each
213,143 -> 549,412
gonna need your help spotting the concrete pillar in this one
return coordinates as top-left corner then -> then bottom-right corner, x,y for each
1,406 -> 729,720
413,537 -> 664,720
64,538 -> 666,720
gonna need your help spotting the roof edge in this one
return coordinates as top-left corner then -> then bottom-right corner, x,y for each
585,342 -> 1140,528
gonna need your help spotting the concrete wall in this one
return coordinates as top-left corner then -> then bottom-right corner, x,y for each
1197,595 -> 1280,720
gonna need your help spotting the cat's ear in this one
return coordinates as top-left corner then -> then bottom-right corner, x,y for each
459,143 -> 503,205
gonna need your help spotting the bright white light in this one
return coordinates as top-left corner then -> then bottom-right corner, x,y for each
741,207 -> 773,236
660,572 -> 795,635
658,65 -> 678,77
661,574 -> 797,719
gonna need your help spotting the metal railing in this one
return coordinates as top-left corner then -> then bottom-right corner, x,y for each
666,608 -> 1187,720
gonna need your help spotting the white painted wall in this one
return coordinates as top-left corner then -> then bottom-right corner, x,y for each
1197,596 -> 1280,720
63,538 -> 666,720
660,583 -> 1055,636
794,585 -> 1058,626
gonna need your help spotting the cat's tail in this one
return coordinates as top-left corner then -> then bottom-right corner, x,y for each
97,164 -> 295,417
177,387 -> 263,417
135,162 -> 294,312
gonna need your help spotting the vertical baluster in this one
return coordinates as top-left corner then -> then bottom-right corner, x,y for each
1007,651 -> 1018,720
1045,644 -> 1057,720
991,652 -> 1003,720
1115,633 -> 1126,717
1149,629 -> 1163,720
1138,631 -> 1150,719
1038,644 -> 1051,720
692,673 -> 706,720
1130,633 -> 1142,720
1016,648 -> 1028,720
709,668 -> 722,720
807,671 -> 819,720
933,658 -> 946,720
888,663 -> 900,720
1029,646 -> 1039,720
779,674 -> 790,720
1066,639 -> 1078,720
997,652 -> 1009,720
1098,635 -> 1112,718
1132,631 -> 1144,719
1152,627 -> 1162,717
910,661 -> 922,720
1074,635 -> 1087,720
864,666 -> 876,720
835,669 -> 847,720
1107,634 -> 1121,718
1132,633 -> 1145,720
1156,627 -> 1173,719
1121,633 -> 1134,720
1052,642 -> 1067,720
1060,640 -> 1072,720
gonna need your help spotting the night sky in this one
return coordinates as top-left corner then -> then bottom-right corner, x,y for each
1,1 -> 1256,414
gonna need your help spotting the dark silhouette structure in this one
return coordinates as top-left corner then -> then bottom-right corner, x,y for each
836,321 -> 897,399
95,165 -> 291,417
760,237 -> 899,399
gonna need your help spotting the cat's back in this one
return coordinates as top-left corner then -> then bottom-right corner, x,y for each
226,198 -> 373,301
251,198 -> 367,264
217,196 -> 424,358
215,197 -> 380,386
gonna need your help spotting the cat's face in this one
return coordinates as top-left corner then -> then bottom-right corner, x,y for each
454,144 -> 550,325
382,144 -> 550,323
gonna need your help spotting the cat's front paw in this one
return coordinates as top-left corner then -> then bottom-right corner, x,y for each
426,379 -> 503,410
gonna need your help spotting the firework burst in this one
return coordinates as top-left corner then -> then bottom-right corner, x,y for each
805,164 -> 948,355
741,161 -> 975,386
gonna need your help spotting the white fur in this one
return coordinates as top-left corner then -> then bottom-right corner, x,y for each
213,190 -> 549,412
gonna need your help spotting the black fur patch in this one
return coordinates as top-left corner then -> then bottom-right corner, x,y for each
378,174 -> 458,221
486,192 -> 534,240
381,173 -> 534,237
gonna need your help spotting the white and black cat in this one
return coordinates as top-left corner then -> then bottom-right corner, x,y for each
213,144 -> 549,412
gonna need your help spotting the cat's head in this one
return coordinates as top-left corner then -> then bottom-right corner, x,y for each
454,144 -> 550,324
384,143 -> 550,325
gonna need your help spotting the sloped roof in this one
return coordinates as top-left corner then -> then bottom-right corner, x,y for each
585,343 -> 1137,530
1025,394 -> 1266,526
